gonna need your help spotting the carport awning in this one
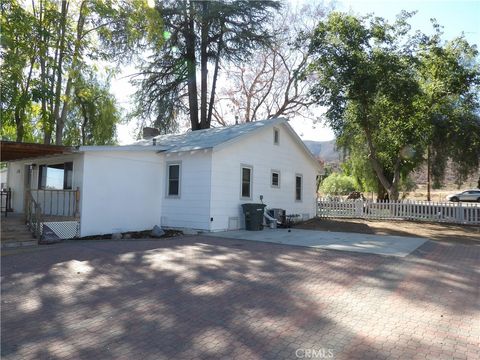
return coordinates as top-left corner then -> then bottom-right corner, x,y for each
0,141 -> 75,162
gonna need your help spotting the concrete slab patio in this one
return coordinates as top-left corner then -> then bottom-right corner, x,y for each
208,228 -> 427,257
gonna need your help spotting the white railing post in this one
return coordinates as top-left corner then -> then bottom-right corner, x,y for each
355,199 -> 363,217
456,202 -> 464,224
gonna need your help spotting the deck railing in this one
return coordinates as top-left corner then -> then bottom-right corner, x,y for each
28,188 -> 80,218
25,191 -> 43,238
317,198 -> 480,225
1,188 -> 12,217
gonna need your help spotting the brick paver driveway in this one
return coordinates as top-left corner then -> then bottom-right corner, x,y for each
1,236 -> 479,360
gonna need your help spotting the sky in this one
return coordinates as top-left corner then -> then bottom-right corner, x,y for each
113,0 -> 480,145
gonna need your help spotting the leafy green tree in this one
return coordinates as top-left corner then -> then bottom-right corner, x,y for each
319,172 -> 357,195
305,12 -> 431,200
305,12 -> 480,199
0,0 -> 38,142
339,139 -> 378,193
63,68 -> 120,146
129,0 -> 282,132
1,0 -> 158,145
417,27 -> 480,194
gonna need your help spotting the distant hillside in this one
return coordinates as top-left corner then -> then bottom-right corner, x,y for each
303,140 -> 341,163
411,163 -> 479,189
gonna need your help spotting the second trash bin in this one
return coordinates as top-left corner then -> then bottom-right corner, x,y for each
241,203 -> 267,231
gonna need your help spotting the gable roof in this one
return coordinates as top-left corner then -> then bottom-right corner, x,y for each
134,117 -> 288,152
79,117 -> 321,170
80,118 -> 287,153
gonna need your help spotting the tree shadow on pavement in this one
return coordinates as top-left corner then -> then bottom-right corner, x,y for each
1,236 -> 479,359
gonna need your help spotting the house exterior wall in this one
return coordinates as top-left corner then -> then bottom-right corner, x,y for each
80,151 -> 162,237
6,154 -> 84,214
160,149 -> 213,230
209,123 -> 319,231
1,168 -> 7,189
6,162 -> 25,213
5,122 -> 318,237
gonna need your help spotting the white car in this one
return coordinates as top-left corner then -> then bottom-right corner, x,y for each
446,189 -> 480,202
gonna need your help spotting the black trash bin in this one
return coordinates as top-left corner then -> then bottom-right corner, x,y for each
241,203 -> 267,231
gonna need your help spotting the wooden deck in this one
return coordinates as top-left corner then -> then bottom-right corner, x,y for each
1,213 -> 80,248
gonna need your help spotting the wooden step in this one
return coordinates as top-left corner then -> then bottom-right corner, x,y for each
2,233 -> 36,241
1,224 -> 35,243
1,240 -> 37,248
1,227 -> 32,234
1,214 -> 37,247
2,228 -> 31,233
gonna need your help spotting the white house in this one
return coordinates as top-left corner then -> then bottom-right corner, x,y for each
5,118 -> 322,237
0,168 -> 7,189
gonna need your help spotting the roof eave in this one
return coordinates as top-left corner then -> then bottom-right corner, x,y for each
281,122 -> 324,173
0,141 -> 77,162
79,145 -> 169,152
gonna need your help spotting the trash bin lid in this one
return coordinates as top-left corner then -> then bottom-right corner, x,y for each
242,203 -> 267,211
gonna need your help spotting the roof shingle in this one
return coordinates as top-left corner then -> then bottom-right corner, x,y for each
134,118 -> 287,152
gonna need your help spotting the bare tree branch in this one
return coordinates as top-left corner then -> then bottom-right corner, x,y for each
213,1 -> 331,126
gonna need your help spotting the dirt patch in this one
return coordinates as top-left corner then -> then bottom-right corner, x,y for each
296,218 -> 480,244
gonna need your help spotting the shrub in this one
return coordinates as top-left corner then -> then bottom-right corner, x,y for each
319,172 -> 357,195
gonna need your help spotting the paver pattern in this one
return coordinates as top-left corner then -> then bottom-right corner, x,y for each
1,236 -> 479,360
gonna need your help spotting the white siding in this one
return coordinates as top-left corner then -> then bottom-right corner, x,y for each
0,168 -> 7,188
210,123 -> 319,231
5,124 -> 318,236
160,150 -> 212,230
6,162 -> 25,213
80,151 -> 162,237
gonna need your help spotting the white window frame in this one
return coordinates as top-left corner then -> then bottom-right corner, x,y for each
271,170 -> 280,188
166,161 -> 181,198
295,173 -> 303,202
273,127 -> 280,145
240,164 -> 253,200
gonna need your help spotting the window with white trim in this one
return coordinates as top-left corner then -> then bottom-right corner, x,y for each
295,174 -> 303,201
167,163 -> 181,197
241,166 -> 252,199
271,170 -> 280,188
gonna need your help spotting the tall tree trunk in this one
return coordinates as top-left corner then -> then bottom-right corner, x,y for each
199,1 -> 208,129
80,101 -> 88,145
38,0 -> 52,144
52,0 -> 69,130
14,56 -> 35,143
390,157 -> 401,201
364,125 -> 400,200
185,1 -> 199,130
14,109 -> 24,142
206,29 -> 224,128
56,1 -> 86,145
245,92 -> 251,122
376,181 -> 388,201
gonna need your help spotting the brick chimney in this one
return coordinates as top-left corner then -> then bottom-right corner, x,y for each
142,127 -> 160,139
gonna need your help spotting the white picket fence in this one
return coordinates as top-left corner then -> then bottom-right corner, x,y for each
317,198 -> 480,225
